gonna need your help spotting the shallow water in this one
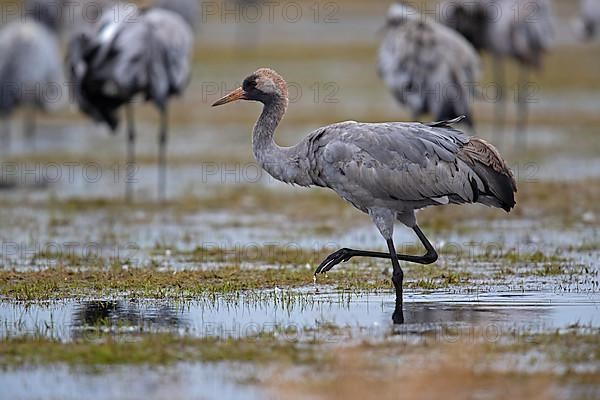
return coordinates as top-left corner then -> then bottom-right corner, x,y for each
2,290 -> 598,342
0,362 -> 270,400
2,289 -> 598,400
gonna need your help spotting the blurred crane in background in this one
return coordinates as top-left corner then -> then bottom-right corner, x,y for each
441,0 -> 554,146
24,0 -> 64,31
62,0 -> 112,40
378,3 -> 480,127
67,1 -> 196,202
578,0 -> 600,40
0,0 -> 65,151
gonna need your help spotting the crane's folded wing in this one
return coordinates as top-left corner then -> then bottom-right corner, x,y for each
317,122 -> 484,205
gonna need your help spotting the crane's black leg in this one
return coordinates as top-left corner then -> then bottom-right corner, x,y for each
493,55 -> 505,146
125,104 -> 135,203
158,107 -> 168,203
515,65 -> 530,148
314,225 -> 438,274
387,238 -> 404,324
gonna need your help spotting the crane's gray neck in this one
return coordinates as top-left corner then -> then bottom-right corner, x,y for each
252,97 -> 308,185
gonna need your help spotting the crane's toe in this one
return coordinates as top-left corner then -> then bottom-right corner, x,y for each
314,248 -> 354,275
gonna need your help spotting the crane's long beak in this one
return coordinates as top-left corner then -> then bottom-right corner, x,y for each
212,87 -> 246,106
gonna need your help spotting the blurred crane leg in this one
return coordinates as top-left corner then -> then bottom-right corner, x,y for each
125,104 -> 136,203
1,119 -> 9,153
158,107 -> 168,203
493,55 -> 506,146
515,66 -> 530,149
24,108 -> 36,147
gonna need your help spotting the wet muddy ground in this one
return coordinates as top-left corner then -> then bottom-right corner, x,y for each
1,1 -> 600,399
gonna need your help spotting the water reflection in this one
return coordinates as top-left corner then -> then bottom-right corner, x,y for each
397,302 -> 545,338
71,301 -> 185,339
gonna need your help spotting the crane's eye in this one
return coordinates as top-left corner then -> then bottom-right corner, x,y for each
243,77 -> 258,91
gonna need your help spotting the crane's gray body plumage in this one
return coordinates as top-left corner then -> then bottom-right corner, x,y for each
378,4 -> 480,124
277,120 -> 515,234
0,19 -> 64,115
441,0 -> 554,67
67,3 -> 194,129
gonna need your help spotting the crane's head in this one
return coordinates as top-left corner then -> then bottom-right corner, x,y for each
385,2 -> 418,26
212,68 -> 288,107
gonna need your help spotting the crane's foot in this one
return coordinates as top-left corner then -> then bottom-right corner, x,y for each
314,248 -> 355,275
